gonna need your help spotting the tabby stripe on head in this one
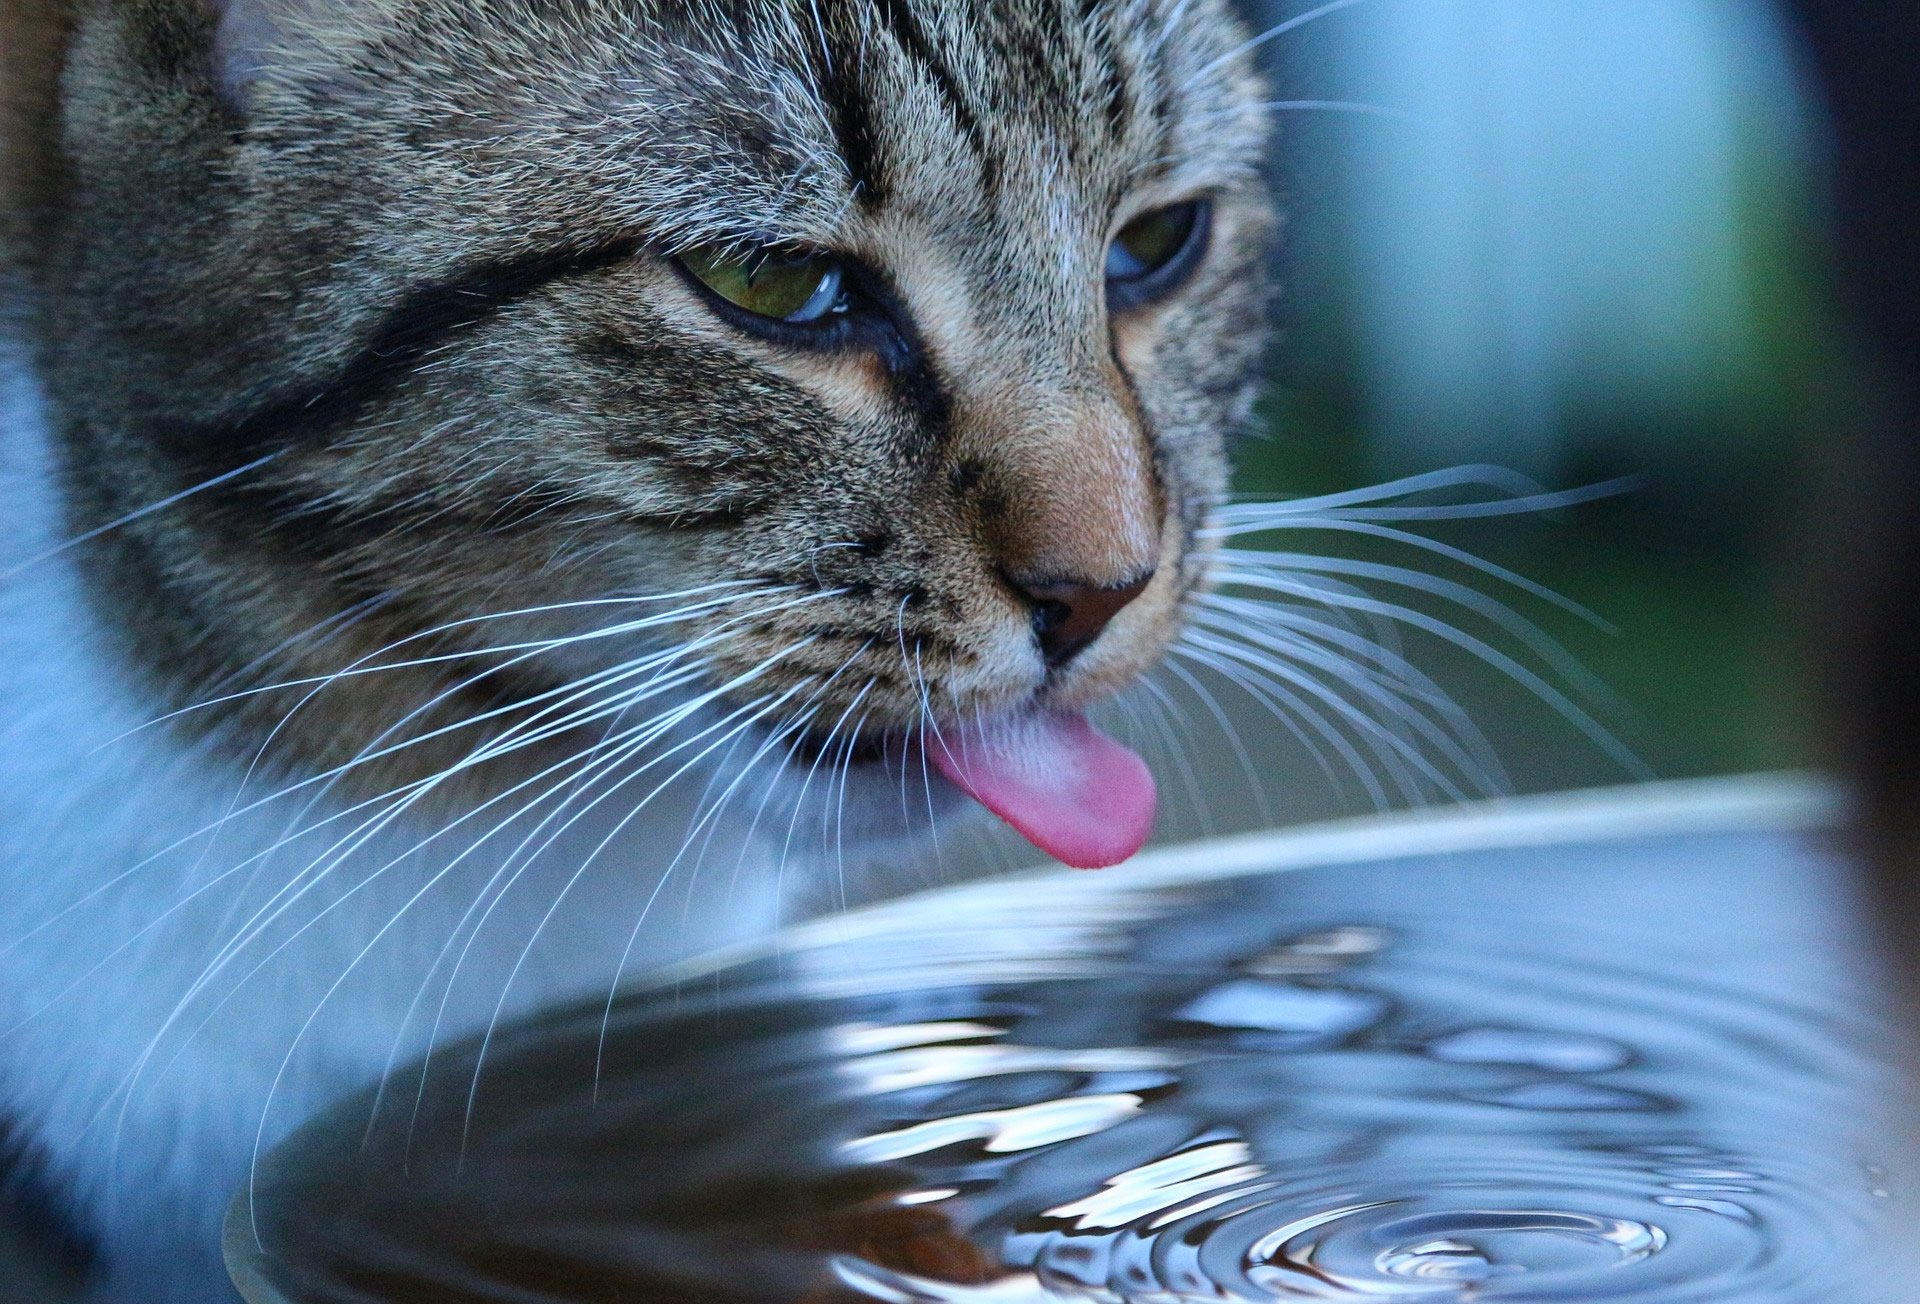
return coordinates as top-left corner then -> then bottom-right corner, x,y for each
1083,4 -> 1138,142
168,237 -> 646,467
869,0 -> 999,199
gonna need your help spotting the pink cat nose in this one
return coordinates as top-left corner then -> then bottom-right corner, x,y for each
1014,573 -> 1153,668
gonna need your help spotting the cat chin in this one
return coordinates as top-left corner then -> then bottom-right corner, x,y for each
837,753 -> 981,841
742,733 -> 983,849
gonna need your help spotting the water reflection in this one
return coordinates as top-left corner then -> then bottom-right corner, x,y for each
226,779 -> 1911,1303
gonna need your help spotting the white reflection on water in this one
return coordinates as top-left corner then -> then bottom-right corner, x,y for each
227,779 -> 1920,1304
842,1095 -> 1147,1163
803,782 -> 1912,1301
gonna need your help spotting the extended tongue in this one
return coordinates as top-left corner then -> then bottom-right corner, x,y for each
928,711 -> 1157,869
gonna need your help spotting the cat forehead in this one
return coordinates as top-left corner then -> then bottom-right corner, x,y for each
244,0 -> 1267,249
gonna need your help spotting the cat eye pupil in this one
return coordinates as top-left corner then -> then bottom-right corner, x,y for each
1107,202 -> 1200,281
681,246 -> 846,324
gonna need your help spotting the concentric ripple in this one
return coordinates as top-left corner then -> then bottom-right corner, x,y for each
227,813 -> 1915,1304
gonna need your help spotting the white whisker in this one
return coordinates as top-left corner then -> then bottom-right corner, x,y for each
1189,597 -> 1504,784
1182,628 -> 1469,801
1258,98 -> 1414,120
1124,678 -> 1214,836
1153,659 -> 1275,826
19,588 -> 834,971
1168,642 -> 1396,806
1190,620 -> 1500,795
1183,0 -> 1373,90
104,582 -> 782,748
91,588 -> 835,1165
201,636 -> 820,1181
908,641 -> 944,873
1211,520 -> 1614,630
0,451 -> 283,582
1204,563 -> 1641,774
450,685 -> 811,1161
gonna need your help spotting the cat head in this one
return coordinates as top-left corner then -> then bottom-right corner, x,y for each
22,0 -> 1275,863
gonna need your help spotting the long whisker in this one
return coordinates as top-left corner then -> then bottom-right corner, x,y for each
1182,627 -> 1470,801
1189,597 -> 1504,783
451,687 -> 814,1162
104,582 -> 775,746
830,704 -> 875,916
367,680 -> 672,1140
1205,564 -> 1643,774
1168,642 -> 1394,807
1210,519 -> 1613,630
1192,595 -> 1485,725
107,653 -> 787,1151
180,637 -> 810,1062
1187,618 -> 1500,795
1166,641 -> 1349,795
371,661 -> 795,1132
1183,0 -> 1373,90
909,641 -> 944,873
1213,464 -> 1559,514
218,638 -> 822,1193
592,645 -> 879,1090
8,589 -> 827,971
1,451 -> 282,582
772,670 -> 877,926
89,587 -> 834,1164
1123,678 -> 1213,836
1153,659 -> 1275,826
63,596 -> 760,935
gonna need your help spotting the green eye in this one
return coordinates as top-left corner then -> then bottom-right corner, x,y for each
1105,200 -> 1209,306
1106,202 -> 1201,281
680,245 -> 847,323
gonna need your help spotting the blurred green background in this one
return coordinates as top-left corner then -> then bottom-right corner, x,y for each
1220,0 -> 1839,803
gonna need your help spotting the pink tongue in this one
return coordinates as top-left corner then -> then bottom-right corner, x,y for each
929,711 -> 1157,869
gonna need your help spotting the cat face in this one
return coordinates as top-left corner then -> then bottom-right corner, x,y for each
28,0 -> 1273,854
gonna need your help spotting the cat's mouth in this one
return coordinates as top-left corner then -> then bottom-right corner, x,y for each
795,708 -> 1158,869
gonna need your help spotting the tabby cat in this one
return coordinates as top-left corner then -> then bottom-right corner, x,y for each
0,0 -> 1279,1298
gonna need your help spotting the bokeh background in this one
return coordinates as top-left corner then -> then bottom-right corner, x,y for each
1236,0 -> 1831,772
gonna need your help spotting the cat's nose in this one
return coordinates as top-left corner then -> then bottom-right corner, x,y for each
1014,573 -> 1154,668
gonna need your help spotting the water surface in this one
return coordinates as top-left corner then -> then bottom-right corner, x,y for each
227,779 -> 1913,1303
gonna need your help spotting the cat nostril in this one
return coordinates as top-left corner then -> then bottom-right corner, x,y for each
1015,574 -> 1154,669
1031,598 -> 1074,648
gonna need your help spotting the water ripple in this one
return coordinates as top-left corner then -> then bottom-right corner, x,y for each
226,813 -> 1914,1304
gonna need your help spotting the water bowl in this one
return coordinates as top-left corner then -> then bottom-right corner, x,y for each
224,775 -> 1916,1303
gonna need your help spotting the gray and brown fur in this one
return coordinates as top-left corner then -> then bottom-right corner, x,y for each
0,2 -> 1276,1299
5,0 -> 1273,799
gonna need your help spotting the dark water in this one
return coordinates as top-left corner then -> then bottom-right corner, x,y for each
226,782 -> 1915,1303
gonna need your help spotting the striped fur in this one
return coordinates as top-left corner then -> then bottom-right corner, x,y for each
0,1 -> 1274,1299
